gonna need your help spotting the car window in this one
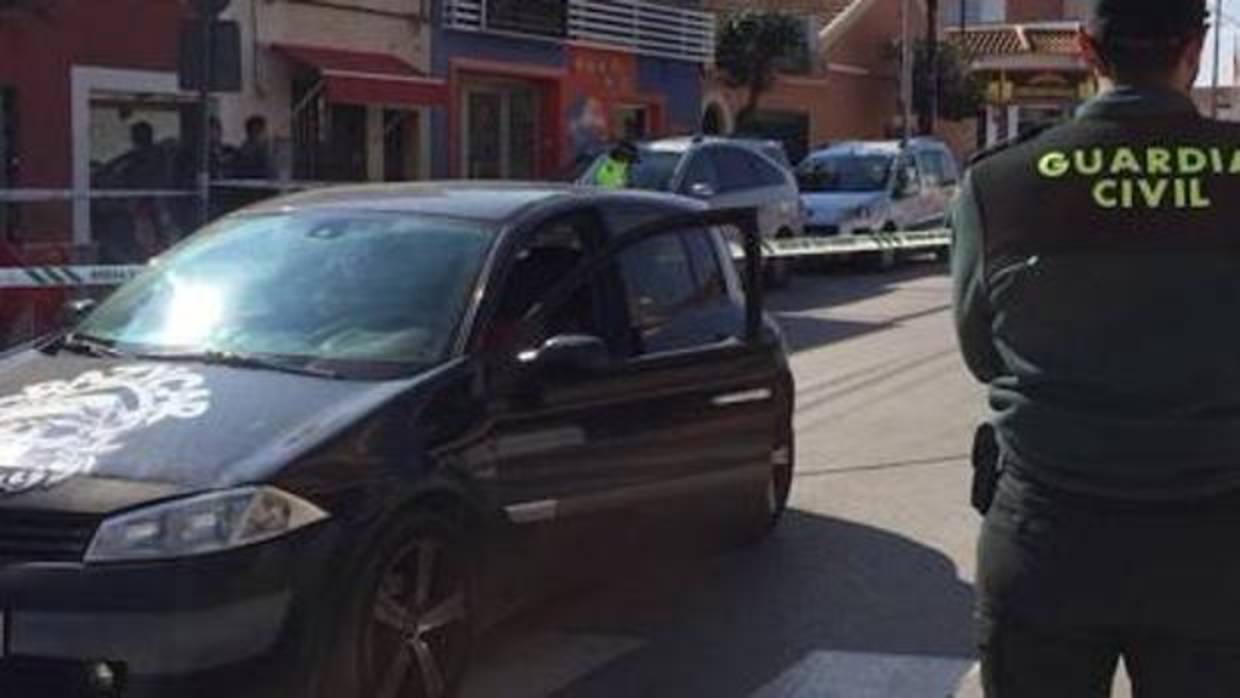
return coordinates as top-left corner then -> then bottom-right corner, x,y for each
711,147 -> 759,194
935,151 -> 959,185
797,153 -> 894,192
682,229 -> 731,308
481,210 -> 614,353
747,152 -> 790,187
916,152 -> 943,187
680,151 -> 719,194
617,230 -> 738,355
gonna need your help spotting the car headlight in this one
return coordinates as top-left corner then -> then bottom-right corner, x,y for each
850,205 -> 873,220
85,486 -> 328,563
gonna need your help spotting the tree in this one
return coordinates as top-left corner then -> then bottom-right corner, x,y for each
889,39 -> 983,127
715,11 -> 807,132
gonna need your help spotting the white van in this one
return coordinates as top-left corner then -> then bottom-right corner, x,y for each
797,138 -> 960,238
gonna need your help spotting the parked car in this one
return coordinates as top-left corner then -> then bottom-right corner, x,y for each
0,184 -> 795,698
579,136 -> 805,287
797,138 -> 960,239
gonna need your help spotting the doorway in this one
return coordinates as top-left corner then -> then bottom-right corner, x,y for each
461,81 -> 541,180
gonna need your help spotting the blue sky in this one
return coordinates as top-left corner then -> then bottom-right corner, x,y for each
1198,0 -> 1239,86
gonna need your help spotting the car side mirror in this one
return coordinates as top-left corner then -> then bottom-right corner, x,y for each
60,298 -> 97,326
687,182 -> 716,199
517,334 -> 611,375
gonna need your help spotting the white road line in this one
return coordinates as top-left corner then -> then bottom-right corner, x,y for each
749,651 -> 976,698
460,632 -> 643,698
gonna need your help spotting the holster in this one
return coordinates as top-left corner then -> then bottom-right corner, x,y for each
971,423 -> 1001,515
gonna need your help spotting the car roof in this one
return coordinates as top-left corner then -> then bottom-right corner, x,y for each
639,135 -> 771,154
241,181 -> 702,223
808,138 -> 950,159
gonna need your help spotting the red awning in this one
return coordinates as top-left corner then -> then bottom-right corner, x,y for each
273,43 -> 447,107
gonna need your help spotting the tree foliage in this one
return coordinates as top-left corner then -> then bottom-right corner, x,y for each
889,39 -> 985,125
716,11 -> 807,131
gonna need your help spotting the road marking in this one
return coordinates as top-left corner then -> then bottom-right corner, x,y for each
749,651 -> 976,698
461,632 -> 644,698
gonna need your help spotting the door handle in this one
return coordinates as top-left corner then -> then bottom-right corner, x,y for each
711,388 -> 773,407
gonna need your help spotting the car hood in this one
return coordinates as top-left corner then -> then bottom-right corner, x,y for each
800,191 -> 886,224
0,350 -> 427,513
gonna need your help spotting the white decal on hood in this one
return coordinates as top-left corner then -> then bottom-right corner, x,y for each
0,364 -> 211,494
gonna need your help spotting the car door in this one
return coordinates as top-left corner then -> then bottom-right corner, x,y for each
602,205 -> 782,500
890,152 -> 927,229
467,205 -> 780,526
711,146 -> 776,235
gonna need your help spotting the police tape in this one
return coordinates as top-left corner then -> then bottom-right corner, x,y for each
0,265 -> 145,288
730,229 -> 952,259
0,230 -> 952,289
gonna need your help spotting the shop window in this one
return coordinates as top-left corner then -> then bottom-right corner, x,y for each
88,91 -> 198,263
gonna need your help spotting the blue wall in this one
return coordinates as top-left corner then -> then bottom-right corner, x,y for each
637,56 -> 703,137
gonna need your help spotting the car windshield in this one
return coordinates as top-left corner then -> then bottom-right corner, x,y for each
75,211 -> 493,376
797,154 -> 894,193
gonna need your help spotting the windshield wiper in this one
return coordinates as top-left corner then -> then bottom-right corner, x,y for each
52,332 -> 130,358
144,349 -> 343,380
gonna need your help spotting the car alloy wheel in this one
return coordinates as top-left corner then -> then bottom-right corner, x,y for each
363,529 -> 471,698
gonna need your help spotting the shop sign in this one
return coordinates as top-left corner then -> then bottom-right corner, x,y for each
986,71 -> 1094,104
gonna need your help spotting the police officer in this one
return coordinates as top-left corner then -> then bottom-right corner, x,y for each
593,141 -> 638,189
952,1 -> 1240,695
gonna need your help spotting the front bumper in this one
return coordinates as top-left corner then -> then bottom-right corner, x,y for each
0,521 -> 341,697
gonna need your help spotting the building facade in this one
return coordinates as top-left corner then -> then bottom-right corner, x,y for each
219,0 -> 441,184
0,0 -> 192,256
940,0 -> 1005,27
433,0 -> 714,179
703,0 -> 923,164
948,20 -> 1089,148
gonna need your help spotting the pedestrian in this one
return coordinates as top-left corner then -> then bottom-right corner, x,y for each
232,114 -> 273,180
951,1 -> 1240,695
593,141 -> 638,189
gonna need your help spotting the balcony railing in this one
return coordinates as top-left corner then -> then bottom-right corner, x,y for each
442,0 -> 716,64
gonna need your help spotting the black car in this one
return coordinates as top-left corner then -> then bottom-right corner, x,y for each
0,184 -> 795,698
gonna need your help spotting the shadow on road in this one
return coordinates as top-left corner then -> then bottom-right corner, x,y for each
767,262 -> 950,356
469,509 -> 975,698
769,261 -> 947,315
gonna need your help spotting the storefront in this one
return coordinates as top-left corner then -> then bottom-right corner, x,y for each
948,22 -> 1092,148
435,0 -> 713,179
220,0 -> 442,185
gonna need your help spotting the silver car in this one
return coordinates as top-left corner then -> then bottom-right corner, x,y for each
581,136 -> 805,286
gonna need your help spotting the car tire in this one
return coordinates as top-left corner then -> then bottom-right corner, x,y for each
319,511 -> 476,698
736,430 -> 794,545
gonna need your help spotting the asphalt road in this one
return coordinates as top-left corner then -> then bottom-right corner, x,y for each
461,261 -> 1133,698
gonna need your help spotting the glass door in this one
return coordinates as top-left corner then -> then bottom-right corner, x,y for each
464,88 -> 505,179
507,87 -> 539,180
462,82 -> 540,180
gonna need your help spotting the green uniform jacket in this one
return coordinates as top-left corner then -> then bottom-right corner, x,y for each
952,87 -> 1240,500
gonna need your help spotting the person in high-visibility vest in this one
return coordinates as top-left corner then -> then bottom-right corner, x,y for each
593,141 -> 639,189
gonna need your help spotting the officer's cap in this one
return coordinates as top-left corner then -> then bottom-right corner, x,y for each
1086,0 -> 1208,43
